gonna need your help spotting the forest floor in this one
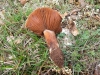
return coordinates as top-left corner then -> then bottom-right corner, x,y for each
0,0 -> 100,75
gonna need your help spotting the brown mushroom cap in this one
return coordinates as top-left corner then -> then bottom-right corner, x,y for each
25,7 -> 62,36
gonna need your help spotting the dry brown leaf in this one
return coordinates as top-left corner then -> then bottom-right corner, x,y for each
0,10 -> 5,25
60,12 -> 68,18
93,14 -> 100,21
67,17 -> 79,36
78,0 -> 86,8
68,0 -> 74,4
71,28 -> 79,36
70,15 -> 79,20
19,0 -> 27,5
70,9 -> 81,15
0,19 -> 4,25
14,39 -> 22,44
94,64 -> 100,75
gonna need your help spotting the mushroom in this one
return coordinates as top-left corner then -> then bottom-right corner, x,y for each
25,7 -> 64,68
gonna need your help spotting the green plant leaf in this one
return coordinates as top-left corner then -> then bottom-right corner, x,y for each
82,31 -> 90,39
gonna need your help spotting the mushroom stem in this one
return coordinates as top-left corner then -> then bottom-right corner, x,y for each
43,29 -> 64,68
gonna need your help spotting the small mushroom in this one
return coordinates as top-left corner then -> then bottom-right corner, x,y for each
25,7 -> 64,68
